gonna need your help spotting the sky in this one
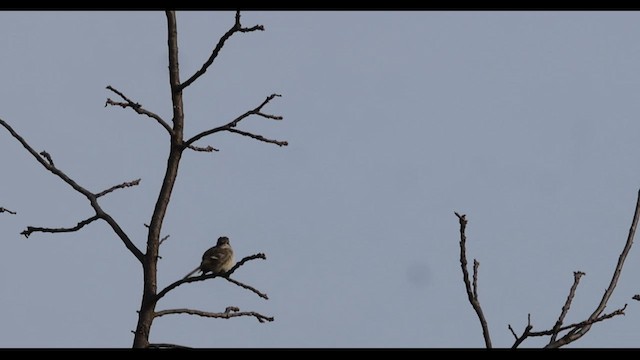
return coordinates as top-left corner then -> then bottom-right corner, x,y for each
1,11 -> 640,348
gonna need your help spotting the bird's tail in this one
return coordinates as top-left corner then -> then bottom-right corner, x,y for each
183,266 -> 201,280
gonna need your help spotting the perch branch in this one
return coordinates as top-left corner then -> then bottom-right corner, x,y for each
105,85 -> 172,135
187,144 -> 219,152
549,271 -> 585,344
95,178 -> 141,198
178,10 -> 265,91
0,118 -> 144,263
184,94 -> 286,148
21,215 -> 100,238
455,212 -> 492,348
154,306 -> 274,323
155,253 -> 267,302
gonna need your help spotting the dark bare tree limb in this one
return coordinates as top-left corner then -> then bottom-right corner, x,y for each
105,85 -> 173,135
184,94 -> 286,149
154,306 -> 274,323
0,118 -> 144,263
455,212 -> 492,348
224,277 -> 269,300
187,144 -> 219,153
533,304 -> 626,339
147,343 -> 192,349
39,151 -> 54,167
545,189 -> 640,348
95,178 -> 141,198
21,215 -> 100,238
155,253 -> 267,302
0,207 -> 17,215
549,271 -> 586,344
178,10 -> 264,92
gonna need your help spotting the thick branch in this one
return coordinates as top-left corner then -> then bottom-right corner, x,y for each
154,306 -> 274,323
105,85 -> 173,135
549,271 -> 585,344
455,212 -> 492,348
155,253 -> 267,302
0,118 -> 144,263
21,215 -> 100,238
95,178 -> 141,198
178,10 -> 264,91
0,207 -> 17,215
184,94 -> 285,148
187,144 -> 219,152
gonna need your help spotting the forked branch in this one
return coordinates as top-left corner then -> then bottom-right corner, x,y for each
454,212 -> 492,348
105,85 -> 172,135
178,10 -> 265,91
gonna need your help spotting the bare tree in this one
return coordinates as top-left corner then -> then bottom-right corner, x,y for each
454,189 -> 640,348
0,11 -> 284,348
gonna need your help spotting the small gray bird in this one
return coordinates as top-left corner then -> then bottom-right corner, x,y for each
183,236 -> 235,279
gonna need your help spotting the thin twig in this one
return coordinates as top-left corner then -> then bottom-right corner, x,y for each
536,305 -> 626,338
549,271 -> 585,344
21,215 -> 100,238
455,212 -> 492,348
0,207 -> 17,215
509,314 -> 533,349
184,94 -> 286,149
95,178 -> 141,198
105,85 -> 173,135
178,10 -> 265,91
155,253 -> 267,302
154,306 -> 274,323
147,343 -> 192,349
224,277 -> 269,300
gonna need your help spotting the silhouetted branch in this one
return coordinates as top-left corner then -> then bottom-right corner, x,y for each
155,253 -> 267,302
0,118 -> 144,263
224,277 -> 269,300
105,85 -> 172,135
545,189 -> 640,348
21,215 -> 100,238
533,305 -> 627,339
147,343 -> 192,349
178,11 -> 264,91
0,207 -> 16,215
455,212 -> 492,348
549,271 -> 585,344
154,306 -> 274,323
160,234 -> 170,245
187,144 -> 219,152
95,178 -> 141,198
633,294 -> 640,301
508,314 -> 533,349
184,94 -> 286,149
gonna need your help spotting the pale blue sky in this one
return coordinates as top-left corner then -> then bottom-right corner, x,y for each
1,11 -> 640,348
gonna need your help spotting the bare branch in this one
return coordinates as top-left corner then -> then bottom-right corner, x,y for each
0,118 -> 144,263
537,305 -> 627,339
472,260 -> 480,299
21,215 -> 100,238
633,294 -> 640,301
0,207 -> 17,215
187,144 -> 219,153
549,271 -> 586,344
154,306 -> 274,323
159,234 -> 170,245
155,253 -> 267,302
95,178 -> 141,198
224,277 -> 269,300
105,85 -> 173,135
39,151 -> 54,167
455,212 -> 492,348
147,343 -> 192,349
184,94 -> 286,149
509,314 -> 533,349
546,189 -> 640,348
226,128 -> 289,147
178,10 -> 265,91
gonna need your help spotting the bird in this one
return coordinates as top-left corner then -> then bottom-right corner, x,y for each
183,236 -> 235,280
